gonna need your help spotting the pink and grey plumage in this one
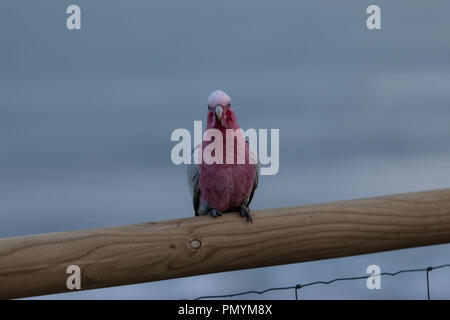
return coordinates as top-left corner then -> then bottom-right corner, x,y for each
187,90 -> 258,222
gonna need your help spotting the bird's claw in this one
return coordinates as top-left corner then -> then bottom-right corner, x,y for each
240,205 -> 253,223
208,209 -> 222,218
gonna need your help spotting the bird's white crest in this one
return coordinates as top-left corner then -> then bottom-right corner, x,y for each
207,90 -> 231,107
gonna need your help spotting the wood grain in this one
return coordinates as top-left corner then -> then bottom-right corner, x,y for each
1,189 -> 450,299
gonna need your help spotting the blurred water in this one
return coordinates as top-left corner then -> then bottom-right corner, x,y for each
1,0 -> 450,299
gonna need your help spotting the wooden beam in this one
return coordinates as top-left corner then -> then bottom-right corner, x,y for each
1,189 -> 450,299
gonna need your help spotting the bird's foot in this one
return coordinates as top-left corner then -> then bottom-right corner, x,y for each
239,205 -> 253,223
208,208 -> 222,219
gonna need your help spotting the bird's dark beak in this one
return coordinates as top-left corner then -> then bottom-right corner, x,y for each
215,105 -> 223,122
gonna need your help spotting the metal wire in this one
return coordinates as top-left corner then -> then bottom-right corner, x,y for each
193,263 -> 450,300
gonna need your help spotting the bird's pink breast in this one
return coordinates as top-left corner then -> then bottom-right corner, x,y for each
199,143 -> 255,212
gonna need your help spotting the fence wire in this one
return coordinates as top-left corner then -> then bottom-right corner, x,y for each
193,263 -> 450,300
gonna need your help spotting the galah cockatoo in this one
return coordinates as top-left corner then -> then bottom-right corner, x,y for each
187,90 -> 258,222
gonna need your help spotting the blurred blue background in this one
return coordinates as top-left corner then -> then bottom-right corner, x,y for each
1,0 -> 450,299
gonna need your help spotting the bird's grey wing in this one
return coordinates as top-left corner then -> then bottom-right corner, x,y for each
187,144 -> 201,216
247,162 -> 259,207
246,141 -> 259,207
